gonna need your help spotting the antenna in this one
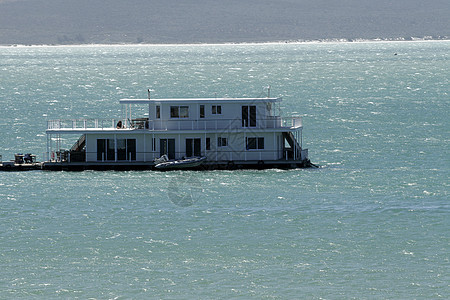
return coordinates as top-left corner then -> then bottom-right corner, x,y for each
147,89 -> 154,100
267,85 -> 271,98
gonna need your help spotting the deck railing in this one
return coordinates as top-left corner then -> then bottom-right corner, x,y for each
47,116 -> 302,131
46,148 -> 307,164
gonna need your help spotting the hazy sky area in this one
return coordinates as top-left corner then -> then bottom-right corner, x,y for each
0,0 -> 449,45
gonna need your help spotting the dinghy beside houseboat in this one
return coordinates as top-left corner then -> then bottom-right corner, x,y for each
154,155 -> 207,170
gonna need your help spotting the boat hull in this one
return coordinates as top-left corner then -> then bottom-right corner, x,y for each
155,157 -> 207,170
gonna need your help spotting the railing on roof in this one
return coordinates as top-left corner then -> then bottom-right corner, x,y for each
47,116 -> 302,131
47,119 -> 120,130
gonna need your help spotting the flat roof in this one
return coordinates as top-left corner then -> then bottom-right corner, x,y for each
119,97 -> 282,104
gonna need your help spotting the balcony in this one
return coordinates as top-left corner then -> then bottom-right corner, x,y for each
47,116 -> 302,132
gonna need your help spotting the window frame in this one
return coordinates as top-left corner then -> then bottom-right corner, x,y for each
212,105 -> 222,115
246,137 -> 264,150
117,138 -> 137,161
200,105 -> 205,118
170,105 -> 189,118
217,137 -> 228,147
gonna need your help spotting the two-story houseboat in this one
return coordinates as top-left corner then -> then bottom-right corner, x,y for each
43,91 -> 312,170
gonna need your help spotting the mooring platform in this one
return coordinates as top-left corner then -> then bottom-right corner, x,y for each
0,162 -> 43,171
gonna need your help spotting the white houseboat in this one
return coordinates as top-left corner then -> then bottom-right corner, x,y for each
43,91 -> 313,170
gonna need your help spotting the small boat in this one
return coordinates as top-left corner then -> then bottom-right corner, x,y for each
154,155 -> 207,170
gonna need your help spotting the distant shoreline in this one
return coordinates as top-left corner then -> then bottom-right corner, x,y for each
1,36 -> 449,48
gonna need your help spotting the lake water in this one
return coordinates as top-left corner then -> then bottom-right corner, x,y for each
0,41 -> 449,298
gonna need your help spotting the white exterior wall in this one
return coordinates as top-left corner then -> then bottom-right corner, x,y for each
84,131 -> 285,162
205,132 -> 282,161
149,101 -> 270,128
85,133 -> 102,162
85,133 -> 145,162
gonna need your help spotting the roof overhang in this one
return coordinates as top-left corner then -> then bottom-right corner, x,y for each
119,97 -> 282,105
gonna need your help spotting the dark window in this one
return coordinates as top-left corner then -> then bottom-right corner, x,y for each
186,138 -> 201,157
156,106 -> 160,119
258,137 -> 264,149
242,105 -> 248,127
186,139 -> 193,157
247,137 -> 257,149
170,106 -> 179,118
180,106 -> 189,118
194,139 -> 201,156
117,138 -> 136,160
242,105 -> 256,127
97,139 -> 105,161
170,106 -> 189,118
250,106 -> 256,127
206,137 -> 210,150
107,139 -> 115,160
200,105 -> 205,118
218,137 -> 227,147
246,137 -> 264,150
117,138 -> 126,160
127,139 -> 136,160
97,139 -> 114,161
160,138 -> 176,159
212,105 -> 222,115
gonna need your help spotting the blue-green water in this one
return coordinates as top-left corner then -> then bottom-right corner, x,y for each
1,41 -> 449,298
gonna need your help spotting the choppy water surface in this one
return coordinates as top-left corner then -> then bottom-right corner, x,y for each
0,41 -> 449,298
